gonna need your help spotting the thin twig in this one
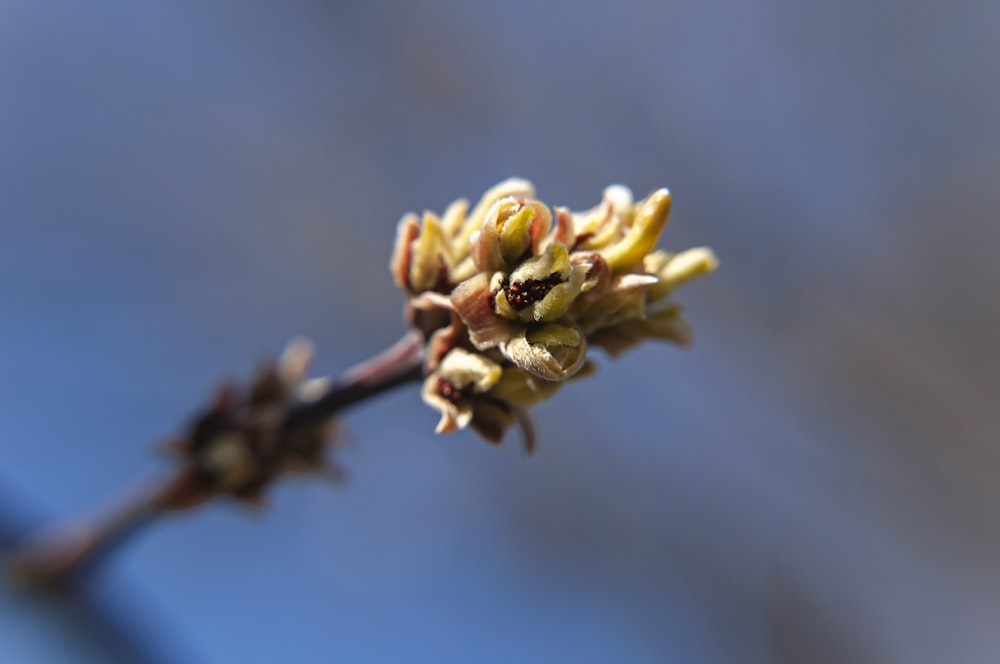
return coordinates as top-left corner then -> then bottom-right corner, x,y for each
287,329 -> 425,428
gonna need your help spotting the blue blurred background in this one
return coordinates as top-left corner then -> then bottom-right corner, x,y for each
2,1 -> 999,662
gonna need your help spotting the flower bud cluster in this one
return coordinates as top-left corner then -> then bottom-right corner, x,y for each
163,339 -> 338,507
391,178 -> 717,447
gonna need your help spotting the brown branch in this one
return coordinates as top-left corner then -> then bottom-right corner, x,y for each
286,329 -> 425,429
7,331 -> 426,589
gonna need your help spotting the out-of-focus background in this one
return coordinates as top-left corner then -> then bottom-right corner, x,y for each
1,1 -> 998,662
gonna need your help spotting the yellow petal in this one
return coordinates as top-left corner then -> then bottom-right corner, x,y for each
525,323 -> 581,347
441,197 -> 470,238
509,242 -> 572,283
457,178 -> 536,253
472,198 -> 521,272
656,247 -> 719,297
499,204 -> 535,265
601,188 -> 671,274
531,262 -> 589,322
409,213 -> 452,292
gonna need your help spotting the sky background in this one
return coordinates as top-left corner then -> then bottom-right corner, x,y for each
1,1 -> 999,662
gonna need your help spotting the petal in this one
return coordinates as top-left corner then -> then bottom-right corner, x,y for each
523,199 -> 553,255
576,209 -> 622,251
488,366 -> 562,407
435,405 -> 472,434
575,184 -> 632,236
407,290 -> 455,339
601,188 -> 672,274
603,184 -> 634,220
492,286 -> 520,321
642,307 -> 694,345
409,212 -> 453,292
448,255 -> 479,284
574,273 -> 658,333
567,360 -> 598,382
421,373 -> 474,433
531,261 -> 589,322
572,251 -> 611,294
457,178 -> 536,257
390,212 -> 420,290
425,313 -> 467,371
451,273 -> 520,349
509,242 -> 572,283
641,249 -> 672,295
471,198 -> 519,272
514,408 -> 537,455
502,326 -> 587,381
588,306 -> 693,357
438,348 -> 503,393
441,197 -> 470,238
499,203 -> 536,265
409,290 -> 454,311
645,246 -> 719,302
572,185 -> 632,249
469,399 -> 515,444
474,198 -> 553,272
525,323 -> 582,347
540,206 -> 575,252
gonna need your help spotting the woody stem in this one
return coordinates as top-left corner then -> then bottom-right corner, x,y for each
7,331 -> 426,588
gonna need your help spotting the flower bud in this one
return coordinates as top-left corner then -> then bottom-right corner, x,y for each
392,178 -> 717,446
